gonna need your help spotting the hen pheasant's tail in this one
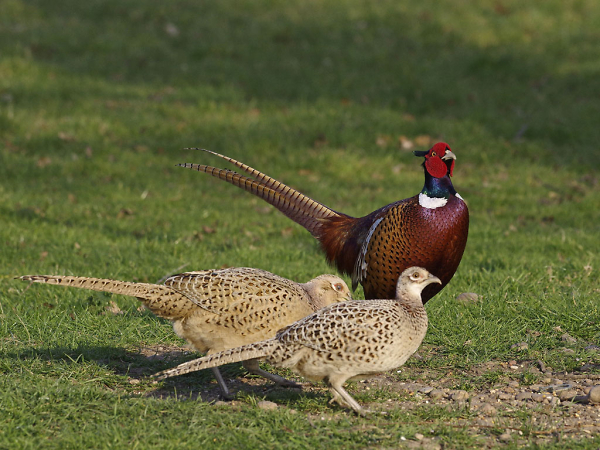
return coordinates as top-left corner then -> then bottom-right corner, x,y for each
179,149 -> 347,238
153,339 -> 279,380
18,275 -> 193,320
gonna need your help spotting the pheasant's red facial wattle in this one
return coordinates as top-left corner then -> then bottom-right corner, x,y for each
424,156 -> 447,178
423,142 -> 454,178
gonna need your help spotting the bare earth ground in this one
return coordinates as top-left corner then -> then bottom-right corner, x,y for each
129,344 -> 600,448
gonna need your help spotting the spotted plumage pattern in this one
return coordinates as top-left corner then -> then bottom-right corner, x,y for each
154,267 -> 440,415
19,268 -> 351,397
180,142 -> 469,302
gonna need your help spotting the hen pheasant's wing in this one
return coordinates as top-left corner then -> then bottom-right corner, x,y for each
165,267 -> 312,316
276,300 -> 402,353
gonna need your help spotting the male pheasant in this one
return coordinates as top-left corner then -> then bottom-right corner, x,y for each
179,142 -> 468,302
154,267 -> 441,415
19,268 -> 351,397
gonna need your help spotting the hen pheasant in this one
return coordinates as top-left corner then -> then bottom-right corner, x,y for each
154,267 -> 440,415
179,142 -> 468,302
19,268 -> 351,397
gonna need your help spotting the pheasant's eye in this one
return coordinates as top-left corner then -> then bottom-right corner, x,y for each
410,272 -> 421,281
431,151 -> 437,157
333,283 -> 344,291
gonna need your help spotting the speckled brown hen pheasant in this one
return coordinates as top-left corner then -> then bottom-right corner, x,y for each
179,142 -> 468,302
154,267 -> 440,415
19,268 -> 351,397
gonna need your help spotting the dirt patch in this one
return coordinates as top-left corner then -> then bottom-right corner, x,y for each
131,344 -> 600,447
365,360 -> 600,447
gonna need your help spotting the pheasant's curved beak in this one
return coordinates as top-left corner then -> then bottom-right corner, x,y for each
442,150 -> 456,161
428,274 -> 442,285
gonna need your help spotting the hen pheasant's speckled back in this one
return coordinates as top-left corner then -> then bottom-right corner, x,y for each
154,267 -> 440,414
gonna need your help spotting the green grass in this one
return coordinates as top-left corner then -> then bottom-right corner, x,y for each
1,0 -> 600,448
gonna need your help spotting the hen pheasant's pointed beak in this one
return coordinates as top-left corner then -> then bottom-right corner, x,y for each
442,150 -> 456,161
428,274 -> 442,285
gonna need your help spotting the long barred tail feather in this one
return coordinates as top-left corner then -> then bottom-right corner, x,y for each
185,148 -> 301,196
152,340 -> 278,380
179,149 -> 346,238
18,275 -> 194,320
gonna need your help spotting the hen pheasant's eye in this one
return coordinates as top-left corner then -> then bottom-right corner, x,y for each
431,151 -> 437,157
333,283 -> 343,291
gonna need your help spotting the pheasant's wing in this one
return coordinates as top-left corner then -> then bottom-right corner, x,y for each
165,267 -> 311,317
276,300 -> 401,353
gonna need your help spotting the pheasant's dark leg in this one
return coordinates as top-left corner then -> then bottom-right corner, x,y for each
327,374 -> 366,415
211,367 -> 234,400
242,360 -> 301,388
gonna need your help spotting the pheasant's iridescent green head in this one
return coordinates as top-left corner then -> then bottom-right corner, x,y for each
414,142 -> 456,178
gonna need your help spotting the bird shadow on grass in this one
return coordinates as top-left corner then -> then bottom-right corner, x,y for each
4,343 -> 318,403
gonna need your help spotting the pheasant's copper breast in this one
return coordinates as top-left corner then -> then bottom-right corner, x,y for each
362,195 -> 469,301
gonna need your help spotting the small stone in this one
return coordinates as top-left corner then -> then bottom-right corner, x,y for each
542,377 -> 552,384
558,390 -> 578,401
214,401 -> 229,407
515,392 -> 532,401
128,378 -> 140,385
588,386 -> 600,403
560,348 -> 575,355
549,396 -> 560,406
257,400 -> 278,411
418,386 -> 434,394
508,380 -> 520,388
584,344 -> 600,352
476,418 -> 494,427
532,393 -> 545,402
429,389 -> 445,400
498,393 -> 513,401
451,390 -> 469,401
561,333 -> 577,344
499,433 -> 512,442
456,292 -> 479,303
511,342 -> 528,351
414,433 -> 424,440
478,403 -> 496,415
543,383 -> 569,393
583,386 -> 592,395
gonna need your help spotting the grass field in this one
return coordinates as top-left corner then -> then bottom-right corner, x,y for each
1,0 -> 600,448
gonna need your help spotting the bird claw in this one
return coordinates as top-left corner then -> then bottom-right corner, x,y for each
218,391 -> 236,401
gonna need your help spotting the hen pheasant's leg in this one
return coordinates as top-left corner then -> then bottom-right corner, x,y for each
327,375 -> 366,415
211,367 -> 234,399
242,360 -> 301,388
